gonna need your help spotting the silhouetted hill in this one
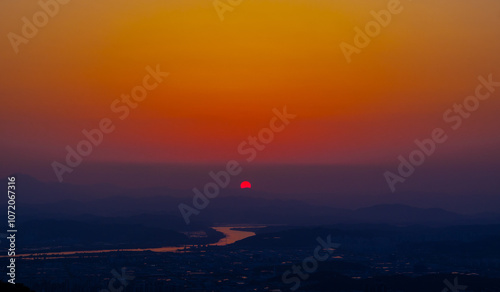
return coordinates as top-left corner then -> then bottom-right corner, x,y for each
74,213 -> 211,232
351,204 -> 464,225
3,174 -> 500,227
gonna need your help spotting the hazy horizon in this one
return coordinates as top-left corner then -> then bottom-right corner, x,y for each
2,0 -> 500,290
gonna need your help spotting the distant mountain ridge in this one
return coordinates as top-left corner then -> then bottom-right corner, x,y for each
2,174 -> 500,227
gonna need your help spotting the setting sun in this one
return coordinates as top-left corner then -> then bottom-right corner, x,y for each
240,181 -> 251,189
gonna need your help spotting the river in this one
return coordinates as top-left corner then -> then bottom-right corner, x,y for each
11,225 -> 262,258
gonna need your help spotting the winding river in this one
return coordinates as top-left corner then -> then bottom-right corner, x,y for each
11,225 -> 261,258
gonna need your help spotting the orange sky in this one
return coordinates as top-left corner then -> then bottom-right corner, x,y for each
1,0 -> 500,181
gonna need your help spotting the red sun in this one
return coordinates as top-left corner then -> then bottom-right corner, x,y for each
240,181 -> 251,189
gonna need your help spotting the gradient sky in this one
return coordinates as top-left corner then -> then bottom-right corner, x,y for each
1,0 -> 500,198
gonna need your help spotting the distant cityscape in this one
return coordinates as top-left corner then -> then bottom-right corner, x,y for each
4,223 -> 500,291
